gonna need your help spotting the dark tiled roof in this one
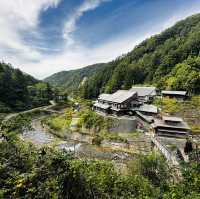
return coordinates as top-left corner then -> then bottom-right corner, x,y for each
152,118 -> 190,130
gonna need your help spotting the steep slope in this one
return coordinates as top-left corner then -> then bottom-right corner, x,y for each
45,13 -> 200,99
0,62 -> 53,112
44,63 -> 108,93
81,13 -> 200,98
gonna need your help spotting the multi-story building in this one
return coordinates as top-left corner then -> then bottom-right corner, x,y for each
93,90 -> 138,115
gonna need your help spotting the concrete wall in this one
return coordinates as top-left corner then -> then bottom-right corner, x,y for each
108,116 -> 137,133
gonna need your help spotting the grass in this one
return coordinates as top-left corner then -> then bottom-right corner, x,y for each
100,132 -> 128,142
42,108 -> 73,131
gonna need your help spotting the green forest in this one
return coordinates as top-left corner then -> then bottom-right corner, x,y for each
44,63 -> 107,94
45,13 -> 200,99
0,62 -> 54,112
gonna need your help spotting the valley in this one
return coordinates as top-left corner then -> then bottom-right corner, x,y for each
0,11 -> 200,199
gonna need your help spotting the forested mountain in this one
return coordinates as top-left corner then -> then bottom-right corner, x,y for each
45,13 -> 200,99
44,63 -> 108,93
0,62 -> 54,112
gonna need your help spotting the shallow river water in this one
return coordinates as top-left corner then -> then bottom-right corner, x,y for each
22,119 -> 135,162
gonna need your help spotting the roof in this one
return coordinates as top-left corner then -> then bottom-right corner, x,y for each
94,102 -> 110,110
161,90 -> 187,96
134,104 -> 158,114
99,90 -> 137,104
152,118 -> 190,130
99,94 -> 111,101
129,86 -> 157,97
162,116 -> 183,122
135,111 -> 154,123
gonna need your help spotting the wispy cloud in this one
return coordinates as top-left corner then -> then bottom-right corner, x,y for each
0,0 -> 200,79
0,0 -> 60,62
63,0 -> 110,45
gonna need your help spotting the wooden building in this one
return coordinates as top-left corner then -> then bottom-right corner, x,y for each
93,90 -> 138,115
151,116 -> 190,138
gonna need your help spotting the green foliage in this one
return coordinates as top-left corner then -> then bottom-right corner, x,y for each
0,137 -> 157,199
1,113 -> 32,135
78,110 -> 114,134
78,110 -> 105,132
0,62 -> 54,112
154,97 -> 182,114
28,82 -> 53,107
163,163 -> 200,199
44,63 -> 109,96
129,152 -> 170,190
99,132 -> 127,142
164,56 -> 200,93
191,125 -> 200,134
42,109 -> 73,131
1,128 -> 200,199
92,135 -> 103,145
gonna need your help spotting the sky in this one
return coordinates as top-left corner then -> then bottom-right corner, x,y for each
0,0 -> 200,79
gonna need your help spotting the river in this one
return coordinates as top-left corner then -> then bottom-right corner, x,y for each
22,119 -> 135,163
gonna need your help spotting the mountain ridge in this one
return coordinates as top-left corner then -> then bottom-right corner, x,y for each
45,13 -> 200,98
44,63 -> 108,92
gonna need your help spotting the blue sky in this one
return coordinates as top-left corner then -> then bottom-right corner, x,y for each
0,0 -> 200,79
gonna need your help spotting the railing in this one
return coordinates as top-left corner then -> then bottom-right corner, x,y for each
151,136 -> 179,166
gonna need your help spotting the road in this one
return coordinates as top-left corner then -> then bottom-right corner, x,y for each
2,102 -> 58,123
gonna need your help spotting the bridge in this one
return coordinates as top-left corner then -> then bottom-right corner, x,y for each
150,135 -> 183,181
151,136 -> 179,166
136,114 -> 183,180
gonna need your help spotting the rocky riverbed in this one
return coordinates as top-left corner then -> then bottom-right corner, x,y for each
21,119 -> 136,163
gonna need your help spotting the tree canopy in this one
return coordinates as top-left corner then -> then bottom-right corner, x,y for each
0,62 -> 54,112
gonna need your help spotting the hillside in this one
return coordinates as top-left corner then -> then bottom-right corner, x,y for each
44,63 -> 108,93
45,13 -> 200,99
0,62 -> 54,112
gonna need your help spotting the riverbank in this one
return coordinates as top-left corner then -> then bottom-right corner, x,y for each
18,112 -> 154,177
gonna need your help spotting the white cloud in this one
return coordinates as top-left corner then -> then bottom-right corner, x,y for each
0,0 -> 60,62
0,0 -> 200,80
63,0 -> 110,45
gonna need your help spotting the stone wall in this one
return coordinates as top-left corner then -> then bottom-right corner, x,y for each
101,135 -> 152,154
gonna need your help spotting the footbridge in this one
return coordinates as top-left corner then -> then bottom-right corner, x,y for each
150,135 -> 183,181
